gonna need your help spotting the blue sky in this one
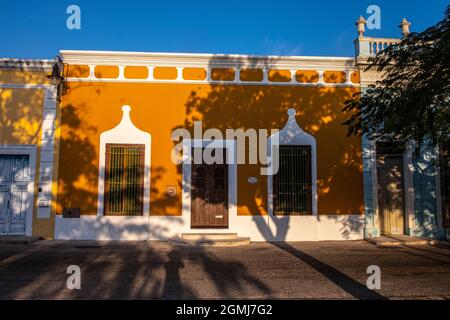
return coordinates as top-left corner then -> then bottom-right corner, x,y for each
1,0 -> 447,59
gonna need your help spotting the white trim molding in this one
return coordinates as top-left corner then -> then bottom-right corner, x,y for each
60,50 -> 360,87
181,139 -> 237,233
36,87 -> 58,219
0,84 -> 53,90
403,142 -> 416,233
0,58 -> 54,71
435,145 -> 444,230
60,50 -> 357,68
268,108 -> 318,216
97,105 -> 152,216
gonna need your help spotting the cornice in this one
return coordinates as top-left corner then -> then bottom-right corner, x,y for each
0,59 -> 55,71
60,50 -> 357,71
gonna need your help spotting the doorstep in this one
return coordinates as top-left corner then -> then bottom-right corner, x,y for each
0,236 -> 40,245
169,233 -> 251,247
366,234 -> 437,247
435,240 -> 450,248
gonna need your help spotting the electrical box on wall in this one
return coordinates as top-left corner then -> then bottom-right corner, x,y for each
63,208 -> 80,218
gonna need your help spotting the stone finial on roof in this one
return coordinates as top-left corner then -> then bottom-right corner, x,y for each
399,18 -> 411,37
356,16 -> 366,37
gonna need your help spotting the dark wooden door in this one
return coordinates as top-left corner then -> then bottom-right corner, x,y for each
440,142 -> 450,228
191,149 -> 228,228
377,155 -> 405,235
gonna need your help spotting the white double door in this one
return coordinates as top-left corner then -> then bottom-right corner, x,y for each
0,155 -> 30,235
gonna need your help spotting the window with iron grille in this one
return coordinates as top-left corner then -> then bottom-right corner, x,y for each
273,145 -> 312,215
104,144 -> 145,216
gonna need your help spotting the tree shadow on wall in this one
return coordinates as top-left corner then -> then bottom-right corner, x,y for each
172,55 -> 384,299
0,70 -> 48,145
58,83 -> 183,217
150,166 -> 182,216
176,55 -> 364,237
42,78 -> 271,299
57,103 -> 99,212
0,68 -> 56,237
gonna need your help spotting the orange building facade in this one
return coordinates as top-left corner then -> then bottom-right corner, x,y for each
1,32 -> 447,241
52,50 -> 365,241
0,59 -> 57,238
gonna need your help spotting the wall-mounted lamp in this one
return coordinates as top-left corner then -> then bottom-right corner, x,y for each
47,56 -> 65,102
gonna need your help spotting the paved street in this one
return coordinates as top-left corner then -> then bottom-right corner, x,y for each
0,240 -> 449,299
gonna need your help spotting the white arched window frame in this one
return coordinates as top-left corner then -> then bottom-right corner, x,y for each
97,105 -> 151,216
267,108 -> 318,216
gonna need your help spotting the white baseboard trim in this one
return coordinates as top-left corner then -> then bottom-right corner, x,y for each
55,214 -> 364,241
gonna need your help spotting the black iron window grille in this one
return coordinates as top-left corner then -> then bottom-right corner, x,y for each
273,145 -> 312,215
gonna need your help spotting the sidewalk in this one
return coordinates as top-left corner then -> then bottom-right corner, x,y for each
0,240 -> 449,299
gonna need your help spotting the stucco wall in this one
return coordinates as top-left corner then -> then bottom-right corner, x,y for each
0,67 -> 56,238
57,81 -> 364,217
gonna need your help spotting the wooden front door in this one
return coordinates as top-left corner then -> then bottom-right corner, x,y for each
440,142 -> 450,228
377,155 -> 405,235
0,155 -> 30,235
191,149 -> 228,228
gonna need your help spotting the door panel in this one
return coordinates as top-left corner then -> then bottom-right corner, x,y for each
0,155 -> 30,235
439,143 -> 450,228
377,155 -> 405,235
191,148 -> 228,228
9,184 -> 28,233
191,166 -> 208,227
0,186 -> 10,234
